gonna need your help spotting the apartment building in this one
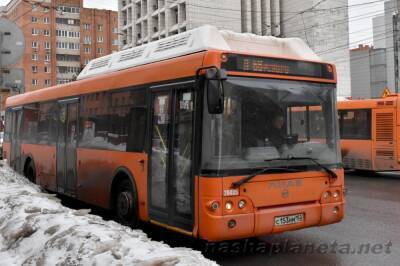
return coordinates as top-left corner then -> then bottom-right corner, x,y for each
118,0 -> 351,96
3,0 -> 119,93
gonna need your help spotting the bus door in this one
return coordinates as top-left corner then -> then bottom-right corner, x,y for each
148,84 -> 195,232
10,107 -> 23,172
56,99 -> 79,196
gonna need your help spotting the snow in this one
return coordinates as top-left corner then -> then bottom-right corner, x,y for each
0,161 -> 216,266
78,25 -> 320,81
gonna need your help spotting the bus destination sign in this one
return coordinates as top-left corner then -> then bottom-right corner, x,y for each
221,54 -> 334,80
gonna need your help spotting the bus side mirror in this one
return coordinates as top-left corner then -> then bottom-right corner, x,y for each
206,68 -> 226,114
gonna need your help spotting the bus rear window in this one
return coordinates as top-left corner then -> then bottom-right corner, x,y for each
339,109 -> 371,140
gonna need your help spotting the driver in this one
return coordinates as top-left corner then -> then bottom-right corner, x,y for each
266,113 -> 286,149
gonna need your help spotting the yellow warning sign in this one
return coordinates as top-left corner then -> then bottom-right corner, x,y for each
382,87 -> 391,98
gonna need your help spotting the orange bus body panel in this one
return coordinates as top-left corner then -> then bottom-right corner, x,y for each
3,142 -> 10,162
76,149 -> 149,220
338,95 -> 400,171
21,144 -> 57,191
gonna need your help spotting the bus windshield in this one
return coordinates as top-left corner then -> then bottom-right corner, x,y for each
201,76 -> 341,175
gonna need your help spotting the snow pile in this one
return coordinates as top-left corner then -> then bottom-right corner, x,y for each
0,162 -> 216,266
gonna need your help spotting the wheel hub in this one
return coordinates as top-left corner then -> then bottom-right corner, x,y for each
117,192 -> 132,216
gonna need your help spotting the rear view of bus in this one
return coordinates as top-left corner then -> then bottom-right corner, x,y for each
338,95 -> 400,171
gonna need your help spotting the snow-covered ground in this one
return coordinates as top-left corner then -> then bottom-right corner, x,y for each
0,162 -> 216,266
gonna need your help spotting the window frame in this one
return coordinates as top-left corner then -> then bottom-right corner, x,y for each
339,108 -> 372,140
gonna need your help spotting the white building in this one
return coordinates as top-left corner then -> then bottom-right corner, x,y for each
119,0 -> 242,49
373,15 -> 386,49
118,0 -> 287,49
280,0 -> 351,96
350,45 -> 387,99
118,0 -> 351,95
0,6 -> 6,16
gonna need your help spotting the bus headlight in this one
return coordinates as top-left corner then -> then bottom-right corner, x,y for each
333,191 -> 340,199
238,200 -> 246,209
225,201 -> 233,210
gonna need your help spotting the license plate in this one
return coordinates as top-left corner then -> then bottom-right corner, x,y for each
274,213 -> 304,226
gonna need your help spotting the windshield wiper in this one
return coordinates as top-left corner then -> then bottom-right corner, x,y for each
264,156 -> 338,179
231,157 -> 338,189
231,166 -> 301,189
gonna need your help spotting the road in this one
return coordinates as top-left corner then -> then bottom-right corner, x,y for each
207,172 -> 400,266
60,172 -> 400,265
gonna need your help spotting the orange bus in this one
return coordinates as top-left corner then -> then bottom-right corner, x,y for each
3,26 -> 344,242
338,94 -> 400,171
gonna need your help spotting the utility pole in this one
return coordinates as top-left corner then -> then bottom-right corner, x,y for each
393,12 -> 399,93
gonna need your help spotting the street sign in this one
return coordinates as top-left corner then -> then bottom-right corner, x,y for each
382,87 -> 392,98
0,17 -> 25,67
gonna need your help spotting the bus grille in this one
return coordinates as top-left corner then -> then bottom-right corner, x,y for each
155,34 -> 192,52
118,48 -> 145,62
376,113 -> 393,141
343,157 -> 371,170
376,150 -> 394,158
89,58 -> 111,70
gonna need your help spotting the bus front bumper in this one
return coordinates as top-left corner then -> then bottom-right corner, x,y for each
199,201 -> 345,242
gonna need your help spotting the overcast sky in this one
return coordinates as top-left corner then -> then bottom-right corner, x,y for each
0,0 -> 385,47
348,0 -> 385,47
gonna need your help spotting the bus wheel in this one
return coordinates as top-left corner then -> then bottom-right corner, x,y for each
114,179 -> 139,228
25,160 -> 36,183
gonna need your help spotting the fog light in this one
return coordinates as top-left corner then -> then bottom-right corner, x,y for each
333,206 -> 339,214
333,191 -> 339,199
238,200 -> 246,209
228,219 -> 236,228
210,201 -> 219,211
225,201 -> 233,210
323,191 -> 331,199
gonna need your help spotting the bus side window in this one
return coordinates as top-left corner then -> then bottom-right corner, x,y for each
109,89 -> 147,152
339,109 -> 371,140
78,93 -> 110,149
22,104 -> 39,144
38,102 -> 57,145
126,107 -> 147,152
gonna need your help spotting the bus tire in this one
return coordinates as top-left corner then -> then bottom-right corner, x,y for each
114,178 -> 139,228
24,159 -> 36,183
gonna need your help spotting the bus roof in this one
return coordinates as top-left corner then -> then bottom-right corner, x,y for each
78,25 -> 322,80
338,94 -> 400,109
